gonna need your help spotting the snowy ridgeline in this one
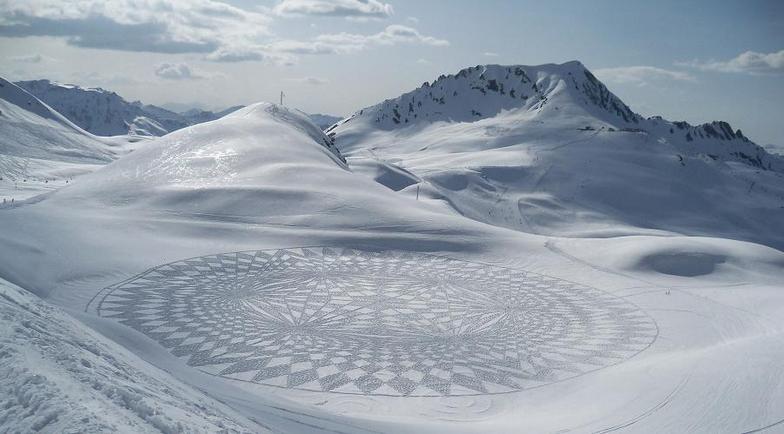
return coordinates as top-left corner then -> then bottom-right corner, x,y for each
0,77 -> 342,204
14,79 -> 343,137
331,61 -> 784,250
332,62 -> 777,170
14,79 -> 243,137
0,78 -> 146,202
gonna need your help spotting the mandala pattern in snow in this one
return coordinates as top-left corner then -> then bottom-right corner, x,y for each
94,247 -> 657,396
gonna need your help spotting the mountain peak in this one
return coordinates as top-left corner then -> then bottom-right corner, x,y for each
330,61 -> 640,133
330,63 -> 781,174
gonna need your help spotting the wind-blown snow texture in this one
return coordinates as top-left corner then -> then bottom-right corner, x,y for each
1,61 -> 784,433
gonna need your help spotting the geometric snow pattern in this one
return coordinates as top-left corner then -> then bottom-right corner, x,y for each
96,247 -> 657,397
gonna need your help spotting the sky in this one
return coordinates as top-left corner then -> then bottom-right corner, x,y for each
0,0 -> 783,147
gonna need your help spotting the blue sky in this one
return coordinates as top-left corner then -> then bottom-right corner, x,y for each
1,0 -> 782,146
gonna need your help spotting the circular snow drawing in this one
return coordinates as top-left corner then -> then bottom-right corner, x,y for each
95,247 -> 657,396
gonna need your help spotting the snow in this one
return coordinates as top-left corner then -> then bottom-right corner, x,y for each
15,80 -> 243,137
331,62 -> 784,250
0,77 -> 142,202
1,62 -> 784,432
0,277 -> 261,433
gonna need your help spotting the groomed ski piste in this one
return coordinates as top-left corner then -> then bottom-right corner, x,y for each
1,64 -> 784,433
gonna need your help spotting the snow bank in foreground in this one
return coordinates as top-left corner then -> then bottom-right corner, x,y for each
0,277 -> 259,433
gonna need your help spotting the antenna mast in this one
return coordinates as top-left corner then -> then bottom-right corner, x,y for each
280,91 -> 285,106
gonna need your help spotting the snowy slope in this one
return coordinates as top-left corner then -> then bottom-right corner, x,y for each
15,80 -> 241,137
47,103 -> 354,217
0,102 -> 497,431
26,102 -> 483,248
1,93 -> 784,432
15,79 -> 172,136
0,78 -> 117,162
330,61 -> 784,250
0,277 -> 264,433
0,77 -> 142,201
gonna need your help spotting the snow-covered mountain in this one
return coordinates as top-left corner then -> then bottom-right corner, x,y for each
2,88 -> 784,432
332,61 -> 777,170
1,78 -> 115,161
0,77 -> 140,200
331,61 -> 784,249
15,80 -> 242,137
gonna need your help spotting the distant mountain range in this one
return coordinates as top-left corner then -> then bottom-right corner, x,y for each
14,79 -> 245,137
0,77 -> 127,164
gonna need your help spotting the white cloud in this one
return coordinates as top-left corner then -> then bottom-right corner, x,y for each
679,49 -> 784,74
154,63 -> 209,80
0,0 -> 271,57
8,53 -> 57,63
204,46 -> 295,65
0,1 -> 446,64
406,16 -> 419,24
273,0 -> 393,19
416,58 -> 430,65
593,66 -> 695,86
266,40 -> 339,55
764,143 -> 784,155
311,25 -> 448,53
69,71 -> 144,88
372,25 -> 448,46
265,25 -> 448,59
483,52 -> 499,57
286,76 -> 329,85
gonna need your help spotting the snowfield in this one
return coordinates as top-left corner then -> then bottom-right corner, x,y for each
1,63 -> 783,433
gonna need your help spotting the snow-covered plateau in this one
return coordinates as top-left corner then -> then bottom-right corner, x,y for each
1,62 -> 783,433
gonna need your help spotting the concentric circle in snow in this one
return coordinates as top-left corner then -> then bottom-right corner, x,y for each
95,247 -> 657,396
